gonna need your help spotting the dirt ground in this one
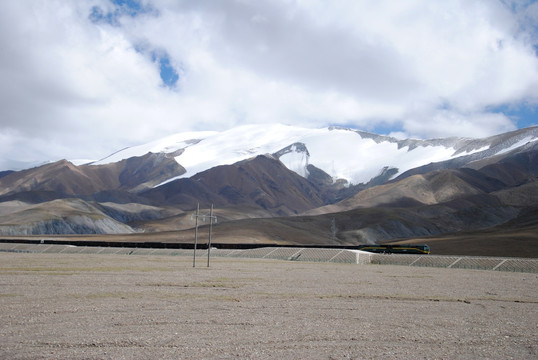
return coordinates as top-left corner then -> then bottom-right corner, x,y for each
0,253 -> 536,360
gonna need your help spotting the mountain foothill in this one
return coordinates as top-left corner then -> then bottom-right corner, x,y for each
0,125 -> 536,257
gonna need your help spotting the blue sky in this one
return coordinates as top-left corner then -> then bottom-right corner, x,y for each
491,103 -> 537,129
90,0 -> 180,87
0,0 -> 537,169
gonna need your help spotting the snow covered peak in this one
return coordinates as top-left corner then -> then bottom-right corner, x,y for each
90,123 -> 538,187
90,130 -> 218,165
148,124 -> 465,186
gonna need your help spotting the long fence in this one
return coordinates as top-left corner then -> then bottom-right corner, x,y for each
1,242 -> 537,273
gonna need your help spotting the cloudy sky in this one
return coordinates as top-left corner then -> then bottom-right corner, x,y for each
1,0 -> 538,170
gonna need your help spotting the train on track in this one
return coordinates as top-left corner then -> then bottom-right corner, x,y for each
355,244 -> 430,254
0,239 -> 430,254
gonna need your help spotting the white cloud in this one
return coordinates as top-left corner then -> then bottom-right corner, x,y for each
0,0 -> 537,169
402,109 -> 516,139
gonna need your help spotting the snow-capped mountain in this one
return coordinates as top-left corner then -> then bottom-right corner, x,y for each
89,124 -> 538,187
1,124 -> 537,255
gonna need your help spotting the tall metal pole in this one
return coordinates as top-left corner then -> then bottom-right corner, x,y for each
207,204 -> 213,267
193,203 -> 199,267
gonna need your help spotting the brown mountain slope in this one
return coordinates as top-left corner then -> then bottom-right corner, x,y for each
305,157 -> 530,216
0,160 -> 101,196
126,147 -> 538,250
82,152 -> 186,193
304,171 -> 483,215
141,155 -> 324,215
491,180 -> 538,206
466,143 -> 538,186
0,198 -> 135,235
165,190 -> 522,254
0,153 -> 185,197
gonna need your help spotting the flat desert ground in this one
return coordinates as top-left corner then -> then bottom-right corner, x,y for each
0,253 -> 536,359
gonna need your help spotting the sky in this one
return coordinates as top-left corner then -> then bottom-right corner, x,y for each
1,0 -> 538,170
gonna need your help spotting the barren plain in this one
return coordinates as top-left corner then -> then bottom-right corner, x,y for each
0,253 -> 537,359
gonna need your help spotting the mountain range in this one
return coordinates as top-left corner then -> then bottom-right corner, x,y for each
0,124 -> 537,257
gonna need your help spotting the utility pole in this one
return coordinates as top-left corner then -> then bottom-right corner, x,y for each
191,203 -> 217,268
207,204 -> 214,267
193,203 -> 199,267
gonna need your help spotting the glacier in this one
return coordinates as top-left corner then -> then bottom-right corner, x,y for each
83,123 -> 538,187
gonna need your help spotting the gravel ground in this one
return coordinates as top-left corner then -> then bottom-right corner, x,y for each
0,253 -> 537,359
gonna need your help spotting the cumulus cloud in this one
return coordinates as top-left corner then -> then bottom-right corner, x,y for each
0,0 -> 537,169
